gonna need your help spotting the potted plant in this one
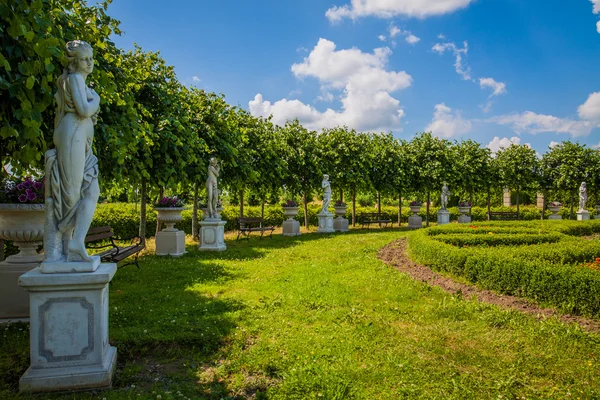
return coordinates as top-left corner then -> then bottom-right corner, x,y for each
334,199 -> 347,218
154,195 -> 186,231
0,177 -> 46,263
281,199 -> 300,219
457,200 -> 472,214
548,201 -> 562,220
409,200 -> 422,214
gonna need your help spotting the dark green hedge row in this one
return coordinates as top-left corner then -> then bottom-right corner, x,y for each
433,232 -> 563,247
407,221 -> 600,317
427,226 -> 546,236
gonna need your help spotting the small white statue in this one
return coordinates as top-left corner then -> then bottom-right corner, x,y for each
579,181 -> 588,211
441,181 -> 451,210
321,174 -> 331,214
206,157 -> 220,219
45,40 -> 101,263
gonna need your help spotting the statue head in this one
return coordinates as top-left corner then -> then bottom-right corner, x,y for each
323,174 -> 329,181
66,40 -> 94,75
209,157 -> 218,166
581,182 -> 587,189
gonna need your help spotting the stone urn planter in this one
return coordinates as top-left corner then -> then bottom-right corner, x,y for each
408,205 -> 423,229
457,206 -> 472,224
282,206 -> 301,236
154,207 -> 186,256
548,205 -> 562,220
333,206 -> 348,232
0,203 -> 45,263
595,204 -> 600,219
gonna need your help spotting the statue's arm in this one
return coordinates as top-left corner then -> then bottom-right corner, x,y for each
209,165 -> 219,177
69,74 -> 100,118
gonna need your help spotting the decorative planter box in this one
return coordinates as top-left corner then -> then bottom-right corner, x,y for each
547,205 -> 562,220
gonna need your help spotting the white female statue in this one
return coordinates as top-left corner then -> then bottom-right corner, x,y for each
321,174 -> 331,214
579,181 -> 588,211
441,182 -> 451,210
44,40 -> 100,264
206,157 -> 220,219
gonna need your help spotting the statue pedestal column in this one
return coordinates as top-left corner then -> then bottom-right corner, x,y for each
577,210 -> 590,221
155,229 -> 186,257
199,219 -> 226,251
282,219 -> 301,236
317,213 -> 335,233
18,263 -> 117,393
437,210 -> 450,225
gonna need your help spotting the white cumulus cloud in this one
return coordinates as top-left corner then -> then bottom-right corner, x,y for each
378,35 -> 386,41
488,112 -> 596,137
479,77 -> 507,97
487,136 -> 522,155
405,34 -> 420,45
389,25 -> 402,37
549,141 -> 560,148
425,103 -> 472,138
326,0 -> 473,22
578,91 -> 600,121
593,0 -> 600,14
432,40 -> 471,80
597,20 -> 600,34
250,38 -> 412,132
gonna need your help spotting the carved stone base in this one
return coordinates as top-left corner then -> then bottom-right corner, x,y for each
199,220 -> 226,251
317,213 -> 335,233
18,263 -> 117,393
333,217 -> 349,232
548,214 -> 562,220
437,210 -> 450,225
155,230 -> 186,256
408,215 -> 422,229
282,219 -> 301,237
0,261 -> 36,319
41,256 -> 100,273
577,210 -> 590,221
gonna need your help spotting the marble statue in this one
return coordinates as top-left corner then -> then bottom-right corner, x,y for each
579,181 -> 588,211
206,157 -> 220,219
440,182 -> 451,210
44,40 -> 100,263
321,174 -> 331,214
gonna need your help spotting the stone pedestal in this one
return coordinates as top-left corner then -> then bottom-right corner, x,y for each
0,262 -> 36,319
155,230 -> 186,256
408,215 -> 422,229
282,219 -> 301,236
18,263 -> 117,393
458,214 -> 471,224
199,219 -> 226,251
333,217 -> 349,232
317,213 -> 335,233
577,210 -> 590,221
437,210 -> 450,225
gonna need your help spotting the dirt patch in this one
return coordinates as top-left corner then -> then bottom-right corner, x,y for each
378,239 -> 600,334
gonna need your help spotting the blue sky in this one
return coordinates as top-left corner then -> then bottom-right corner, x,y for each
103,0 -> 600,154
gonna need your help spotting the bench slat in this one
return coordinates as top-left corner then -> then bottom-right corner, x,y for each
87,226 -> 113,235
85,232 -> 114,243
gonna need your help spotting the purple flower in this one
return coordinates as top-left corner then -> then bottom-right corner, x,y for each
33,181 -> 43,190
27,191 -> 37,201
18,194 -> 27,202
16,184 -> 24,191
22,179 -> 32,188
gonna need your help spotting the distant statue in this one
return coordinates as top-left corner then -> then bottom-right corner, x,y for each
441,182 -> 451,210
44,40 -> 101,263
321,174 -> 331,214
206,157 -> 220,219
579,181 -> 588,211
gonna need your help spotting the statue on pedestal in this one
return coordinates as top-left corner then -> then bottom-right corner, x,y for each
441,182 -> 451,210
206,157 -> 220,219
579,181 -> 588,211
321,174 -> 331,214
44,40 -> 100,264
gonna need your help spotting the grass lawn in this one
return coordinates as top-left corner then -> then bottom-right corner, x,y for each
2,227 -> 600,399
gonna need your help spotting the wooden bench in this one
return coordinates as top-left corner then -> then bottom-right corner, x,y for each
236,217 -> 275,241
85,226 -> 144,269
488,211 -> 520,221
359,212 -> 393,228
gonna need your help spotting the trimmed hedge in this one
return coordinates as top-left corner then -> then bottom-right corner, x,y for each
433,232 -> 563,247
407,220 -> 600,318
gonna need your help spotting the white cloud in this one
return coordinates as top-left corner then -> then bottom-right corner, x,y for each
489,111 -> 596,137
432,40 -> 471,80
480,101 -> 493,113
192,76 -> 200,82
297,46 -> 309,53
597,20 -> 600,34
437,33 -> 446,39
316,90 -> 334,103
578,91 -> 600,121
425,103 -> 472,138
378,35 -> 386,41
250,38 -> 412,132
389,25 -> 402,37
479,77 -> 507,97
405,34 -> 420,45
549,141 -> 560,148
486,136 -> 525,155
326,0 -> 473,22
593,0 -> 600,14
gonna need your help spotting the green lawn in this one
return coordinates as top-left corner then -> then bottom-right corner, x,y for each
2,228 -> 600,399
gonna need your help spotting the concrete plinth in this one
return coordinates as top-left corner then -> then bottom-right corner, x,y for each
437,210 -> 450,225
548,214 -> 562,220
18,263 -> 117,393
408,215 -> 422,229
0,262 -> 36,319
333,217 -> 349,232
577,211 -> 590,221
458,214 -> 471,224
155,230 -> 186,256
317,213 -> 335,233
282,219 -> 301,236
199,219 -> 226,251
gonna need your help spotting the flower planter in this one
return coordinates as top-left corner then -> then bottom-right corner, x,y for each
282,207 -> 301,236
154,207 -> 186,256
457,206 -> 471,224
409,205 -> 422,214
333,206 -> 348,232
408,206 -> 423,229
0,203 -> 45,263
548,205 -> 562,220
282,206 -> 299,219
334,206 -> 347,218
